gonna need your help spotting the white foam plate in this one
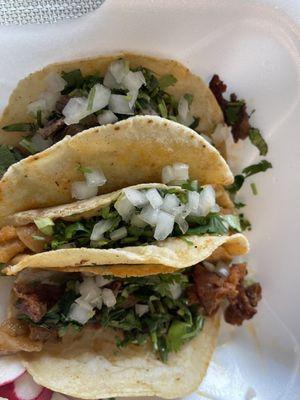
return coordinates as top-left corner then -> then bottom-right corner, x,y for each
0,1 -> 299,399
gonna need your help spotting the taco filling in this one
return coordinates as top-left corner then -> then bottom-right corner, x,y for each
4,262 -> 261,362
1,58 -> 200,174
0,182 -> 241,265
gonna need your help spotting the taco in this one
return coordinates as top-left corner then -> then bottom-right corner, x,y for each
0,53 -> 230,220
0,179 -> 247,273
0,235 -> 261,398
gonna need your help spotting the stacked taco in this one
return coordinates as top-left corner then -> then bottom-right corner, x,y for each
0,54 -> 261,399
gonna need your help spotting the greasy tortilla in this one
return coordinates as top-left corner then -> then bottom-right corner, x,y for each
22,315 -> 219,399
0,52 -> 230,221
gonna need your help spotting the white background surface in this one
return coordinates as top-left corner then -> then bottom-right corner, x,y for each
0,1 -> 299,399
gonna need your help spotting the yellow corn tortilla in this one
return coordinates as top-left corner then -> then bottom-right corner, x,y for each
22,316 -> 220,399
3,183 -> 248,276
0,52 -> 231,221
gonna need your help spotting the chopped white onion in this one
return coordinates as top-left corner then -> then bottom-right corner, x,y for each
130,213 -> 148,228
110,227 -> 127,241
45,72 -> 66,93
71,181 -> 98,200
31,133 -> 53,152
177,96 -> 195,127
89,84 -> 111,113
109,94 -> 134,115
139,204 -> 159,226
115,195 -> 135,221
154,210 -> 175,241
27,99 -> 47,116
161,163 -> 189,184
211,123 -> 231,146
109,60 -> 129,83
169,283 -> 182,300
122,71 -> 146,92
79,278 -> 101,304
175,215 -> 189,234
145,188 -> 163,209
124,188 -> 148,207
40,91 -> 60,111
216,261 -> 230,278
140,106 -> 159,116
68,302 -> 94,325
191,185 -> 216,216
161,165 -> 175,184
84,167 -> 107,187
91,219 -> 114,241
161,194 -> 180,214
135,304 -> 149,317
210,204 -> 221,213
103,70 -> 121,89
63,97 -> 89,125
172,163 -> 189,181
188,191 -> 200,213
102,288 -> 116,308
97,110 -> 118,125
203,261 -> 215,272
95,276 -> 113,287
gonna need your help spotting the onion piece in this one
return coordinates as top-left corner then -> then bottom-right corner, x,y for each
130,213 -> 148,228
145,188 -> 163,209
109,60 -> 129,83
45,72 -> 66,93
188,191 -> 200,213
203,261 -> 215,272
177,96 -> 195,127
97,110 -> 118,125
169,283 -> 182,300
154,210 -> 175,241
27,99 -> 47,116
84,167 -> 107,187
95,276 -> 113,287
216,261 -> 230,278
161,165 -> 175,184
135,304 -> 149,317
114,195 -> 135,221
71,181 -> 98,200
79,278 -> 101,304
161,163 -> 189,184
88,84 -> 111,113
109,94 -> 134,115
68,302 -> 94,324
139,205 -> 159,227
62,97 -> 89,125
102,288 -> 116,308
39,91 -> 60,112
211,123 -> 231,146
91,219 -> 114,241
124,188 -> 148,207
110,227 -> 127,241
175,215 -> 189,234
161,193 -> 180,214
122,71 -> 146,92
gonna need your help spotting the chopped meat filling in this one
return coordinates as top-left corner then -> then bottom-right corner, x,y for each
13,283 -> 64,323
188,263 -> 261,325
29,325 -> 58,342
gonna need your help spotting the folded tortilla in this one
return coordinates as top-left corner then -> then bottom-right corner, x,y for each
2,183 -> 248,276
0,52 -> 230,221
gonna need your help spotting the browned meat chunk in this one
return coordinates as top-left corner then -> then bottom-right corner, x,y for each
13,283 -> 64,323
38,118 -> 65,139
225,283 -> 262,325
189,263 -> 261,325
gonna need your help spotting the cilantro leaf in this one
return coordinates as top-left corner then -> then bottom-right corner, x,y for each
242,160 -> 272,178
249,128 -> 268,156
0,145 -> 23,177
226,175 -> 245,194
61,70 -> 84,94
2,123 -> 36,132
225,100 -> 245,125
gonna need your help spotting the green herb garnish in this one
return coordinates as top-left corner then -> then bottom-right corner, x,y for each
249,128 -> 268,156
2,123 -> 36,132
158,74 -> 177,90
250,182 -> 258,195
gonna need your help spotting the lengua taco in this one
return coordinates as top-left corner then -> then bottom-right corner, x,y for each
0,234 -> 261,399
0,175 -> 247,273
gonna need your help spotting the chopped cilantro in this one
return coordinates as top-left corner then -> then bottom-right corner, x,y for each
61,69 -> 84,94
225,99 -> 245,126
184,93 -> 194,105
234,201 -> 246,209
0,145 -> 24,177
249,128 -> 268,156
242,160 -> 272,178
19,138 -> 36,155
77,165 -> 93,174
239,213 -> 252,231
2,122 -> 36,132
226,174 -> 245,194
